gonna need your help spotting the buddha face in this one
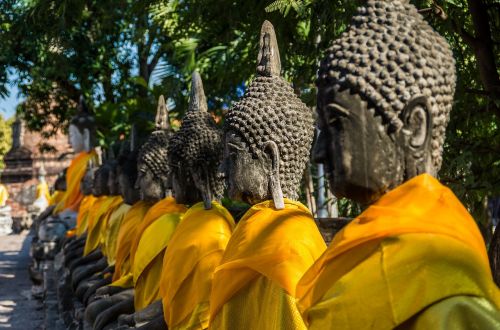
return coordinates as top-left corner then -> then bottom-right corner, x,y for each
221,131 -> 270,205
135,168 -> 164,202
171,166 -> 201,205
314,86 -> 405,205
118,170 -> 140,205
69,124 -> 85,153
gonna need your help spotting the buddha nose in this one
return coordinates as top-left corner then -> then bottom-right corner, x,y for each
312,130 -> 328,165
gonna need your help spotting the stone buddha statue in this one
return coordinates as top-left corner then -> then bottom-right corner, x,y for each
87,95 -> 187,330
121,72 -> 234,330
54,96 -> 97,216
296,1 -> 500,328
210,21 -> 326,330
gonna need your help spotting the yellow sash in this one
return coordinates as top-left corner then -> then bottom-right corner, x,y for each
297,174 -> 500,329
133,208 -> 185,310
54,150 -> 96,213
0,184 -> 8,207
129,197 -> 187,268
83,196 -> 122,256
103,203 -> 131,265
111,201 -> 151,284
35,182 -> 50,201
49,190 -> 64,206
161,202 -> 235,329
75,195 -> 97,236
209,199 -> 326,323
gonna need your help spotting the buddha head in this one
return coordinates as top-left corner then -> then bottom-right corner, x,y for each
168,72 -> 224,209
314,0 -> 456,205
105,147 -> 120,196
68,96 -> 96,153
92,150 -> 111,197
54,168 -> 67,192
136,95 -> 172,203
117,128 -> 141,205
221,20 -> 315,209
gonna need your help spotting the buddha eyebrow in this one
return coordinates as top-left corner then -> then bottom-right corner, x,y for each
326,103 -> 349,116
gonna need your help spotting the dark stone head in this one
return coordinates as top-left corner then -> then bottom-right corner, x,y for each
54,168 -> 67,191
136,95 -> 172,203
222,21 -> 314,208
314,0 -> 456,205
168,72 -> 224,209
117,137 -> 141,205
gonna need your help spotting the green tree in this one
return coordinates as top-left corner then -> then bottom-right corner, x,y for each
0,114 -> 13,169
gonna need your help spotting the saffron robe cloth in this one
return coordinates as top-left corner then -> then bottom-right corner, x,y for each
111,201 -> 152,286
102,202 -> 131,266
297,174 -> 500,329
49,190 -> 64,206
83,196 -> 123,256
160,202 -> 235,330
35,181 -> 51,202
75,195 -> 97,237
0,184 -> 8,207
132,197 -> 187,311
54,150 -> 97,213
209,199 -> 326,329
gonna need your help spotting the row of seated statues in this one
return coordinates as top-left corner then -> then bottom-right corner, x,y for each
30,1 -> 499,329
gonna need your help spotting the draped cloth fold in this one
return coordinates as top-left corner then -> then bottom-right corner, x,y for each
54,150 -> 97,213
75,195 -> 97,237
132,197 -> 187,310
297,174 -> 500,329
160,202 -> 235,330
103,203 -> 131,265
111,201 -> 151,285
209,199 -> 326,329
83,196 -> 123,256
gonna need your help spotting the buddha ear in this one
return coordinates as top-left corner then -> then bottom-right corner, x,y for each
263,141 -> 284,210
201,174 -> 213,210
401,95 -> 434,176
83,128 -> 91,152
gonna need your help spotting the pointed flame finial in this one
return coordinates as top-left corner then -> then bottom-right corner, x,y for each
257,20 -> 281,77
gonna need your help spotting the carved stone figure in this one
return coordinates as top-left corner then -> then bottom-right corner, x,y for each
222,22 -> 314,209
86,95 -> 183,330
121,72 -> 234,330
169,73 -> 225,210
297,1 -> 500,328
210,21 -> 326,330
136,96 -> 172,202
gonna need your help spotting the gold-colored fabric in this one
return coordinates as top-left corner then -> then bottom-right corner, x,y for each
112,201 -> 151,284
35,181 -> 50,201
133,210 -> 185,311
0,184 -> 8,207
209,199 -> 326,328
160,202 -> 235,330
83,196 -> 122,256
103,203 -> 131,265
54,150 -> 97,213
211,276 -> 307,330
49,190 -> 64,206
399,296 -> 500,329
297,174 -> 500,329
75,195 -> 97,237
129,197 -> 187,268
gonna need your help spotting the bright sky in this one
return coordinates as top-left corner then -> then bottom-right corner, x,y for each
0,71 -> 24,119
